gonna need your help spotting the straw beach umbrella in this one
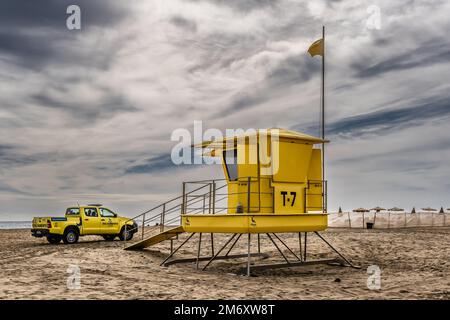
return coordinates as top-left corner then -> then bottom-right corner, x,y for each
421,207 -> 437,211
370,207 -> 385,227
388,207 -> 404,211
353,208 -> 369,228
383,207 -> 402,228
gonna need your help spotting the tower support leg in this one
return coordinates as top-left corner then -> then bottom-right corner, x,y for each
257,234 -> 261,254
202,234 -> 237,271
247,233 -> 251,277
298,232 -> 303,262
225,234 -> 242,256
272,233 -> 301,261
196,233 -> 202,269
304,232 -> 308,261
314,232 -> 359,268
160,233 -> 195,266
266,233 -> 289,264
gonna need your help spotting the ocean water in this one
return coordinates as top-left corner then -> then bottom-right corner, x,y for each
0,221 -> 32,229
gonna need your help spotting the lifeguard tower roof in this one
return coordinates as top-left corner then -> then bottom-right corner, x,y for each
193,128 -> 328,150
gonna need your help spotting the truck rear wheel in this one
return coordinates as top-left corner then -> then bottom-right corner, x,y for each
47,235 -> 62,244
63,228 -> 79,244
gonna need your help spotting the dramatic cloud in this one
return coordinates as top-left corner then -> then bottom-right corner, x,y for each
0,0 -> 449,220
326,96 -> 450,137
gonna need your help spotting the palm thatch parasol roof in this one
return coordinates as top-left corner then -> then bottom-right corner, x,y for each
388,207 -> 404,211
353,207 -> 369,212
421,207 -> 437,212
370,206 -> 385,212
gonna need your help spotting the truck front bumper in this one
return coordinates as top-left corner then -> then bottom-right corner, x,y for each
31,229 -> 50,237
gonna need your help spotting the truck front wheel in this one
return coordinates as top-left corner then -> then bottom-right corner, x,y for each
47,235 -> 62,244
119,226 -> 134,241
63,228 -> 79,244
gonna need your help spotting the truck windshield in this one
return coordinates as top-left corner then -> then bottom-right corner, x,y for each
66,208 -> 80,215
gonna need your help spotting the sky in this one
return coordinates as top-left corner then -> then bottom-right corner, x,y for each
0,0 -> 449,220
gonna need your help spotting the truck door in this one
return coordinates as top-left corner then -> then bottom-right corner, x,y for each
82,207 -> 101,234
99,208 -> 119,234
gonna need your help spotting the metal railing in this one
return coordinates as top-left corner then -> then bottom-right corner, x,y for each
124,177 -> 328,246
182,176 -> 274,214
123,182 -> 217,246
304,180 -> 328,212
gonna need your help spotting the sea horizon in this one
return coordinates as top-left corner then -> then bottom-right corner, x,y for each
0,221 -> 32,229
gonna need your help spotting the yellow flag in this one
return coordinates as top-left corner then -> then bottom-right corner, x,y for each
308,38 -> 324,57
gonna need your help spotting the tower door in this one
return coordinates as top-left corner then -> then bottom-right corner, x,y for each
236,142 -> 259,213
222,144 -> 260,213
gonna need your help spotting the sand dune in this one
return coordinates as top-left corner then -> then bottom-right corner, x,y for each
0,228 -> 449,299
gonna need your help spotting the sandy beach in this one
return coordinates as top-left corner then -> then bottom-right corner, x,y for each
0,227 -> 449,300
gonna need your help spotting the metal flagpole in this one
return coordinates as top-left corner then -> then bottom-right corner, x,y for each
321,25 -> 326,213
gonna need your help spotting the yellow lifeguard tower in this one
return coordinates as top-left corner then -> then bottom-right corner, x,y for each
182,128 -> 328,234
124,128 -> 357,275
123,28 -> 358,274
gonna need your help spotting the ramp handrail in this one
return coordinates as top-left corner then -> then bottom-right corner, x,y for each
123,182 -> 215,246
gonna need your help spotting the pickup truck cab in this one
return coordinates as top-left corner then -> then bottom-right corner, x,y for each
31,204 -> 137,244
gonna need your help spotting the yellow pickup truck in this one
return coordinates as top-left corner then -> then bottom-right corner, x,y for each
31,204 -> 137,244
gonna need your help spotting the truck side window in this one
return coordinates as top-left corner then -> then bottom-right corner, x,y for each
84,208 -> 98,217
66,208 -> 80,215
100,208 -> 115,217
